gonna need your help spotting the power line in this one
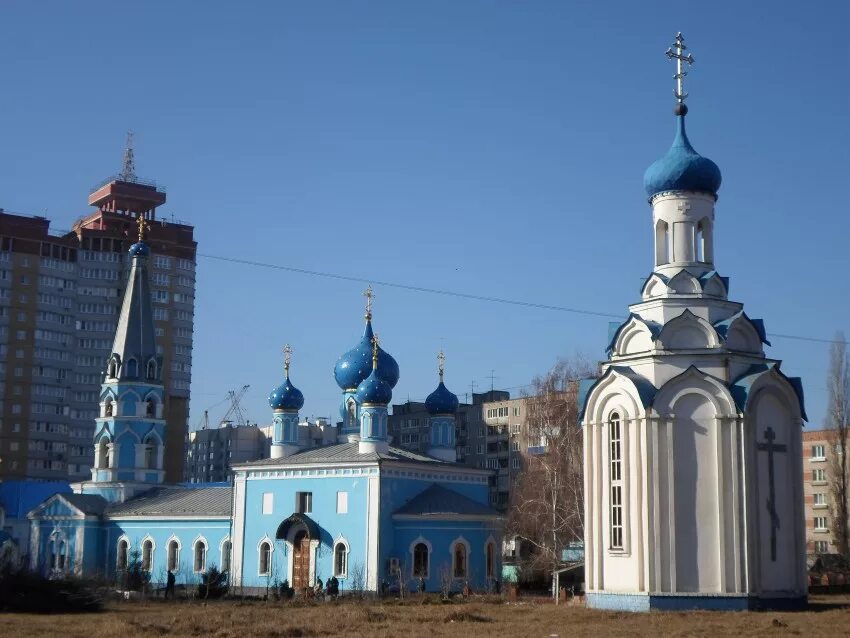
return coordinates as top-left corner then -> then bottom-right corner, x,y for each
192,252 -> 846,346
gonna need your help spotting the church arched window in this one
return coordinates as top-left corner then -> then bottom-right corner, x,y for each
117,538 -> 129,571
258,541 -> 272,576
412,542 -> 429,578
104,397 -> 114,417
145,398 -> 156,417
126,358 -> 138,378
57,540 -> 67,571
142,539 -> 154,571
193,539 -> 207,573
96,438 -> 109,469
220,540 -> 232,573
609,412 -> 624,550
167,539 -> 180,572
146,359 -> 157,380
144,437 -> 157,469
333,540 -> 348,578
107,358 -> 118,379
452,541 -> 468,579
485,541 -> 495,580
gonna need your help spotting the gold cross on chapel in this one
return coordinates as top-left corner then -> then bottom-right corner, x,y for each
137,215 -> 150,242
438,349 -> 446,381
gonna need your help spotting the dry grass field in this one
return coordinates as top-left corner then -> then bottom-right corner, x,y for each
1,596 -> 850,637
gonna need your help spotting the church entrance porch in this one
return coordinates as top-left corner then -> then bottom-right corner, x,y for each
276,512 -> 322,591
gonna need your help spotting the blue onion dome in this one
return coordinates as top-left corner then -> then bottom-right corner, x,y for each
425,381 -> 459,415
128,241 -> 150,257
268,375 -> 304,411
643,114 -> 722,199
356,368 -> 393,406
333,320 -> 400,391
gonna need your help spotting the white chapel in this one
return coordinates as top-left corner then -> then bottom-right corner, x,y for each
580,33 -> 807,611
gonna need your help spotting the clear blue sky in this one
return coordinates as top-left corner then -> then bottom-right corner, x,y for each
1,1 -> 847,430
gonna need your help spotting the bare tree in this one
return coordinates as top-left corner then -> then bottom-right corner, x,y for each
508,357 -> 595,599
828,333 -> 850,556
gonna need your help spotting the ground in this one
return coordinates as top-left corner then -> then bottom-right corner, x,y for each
1,596 -> 849,637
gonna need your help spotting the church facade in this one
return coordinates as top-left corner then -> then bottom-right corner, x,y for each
580,35 -> 807,611
27,220 -> 503,594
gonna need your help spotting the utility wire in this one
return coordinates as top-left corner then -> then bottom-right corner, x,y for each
197,252 -> 847,347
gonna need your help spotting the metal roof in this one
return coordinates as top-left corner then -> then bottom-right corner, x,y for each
106,486 -> 232,517
60,493 -> 108,516
393,483 -> 501,518
237,441 -> 450,468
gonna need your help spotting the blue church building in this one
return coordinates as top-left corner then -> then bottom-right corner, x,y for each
26,220 -> 503,594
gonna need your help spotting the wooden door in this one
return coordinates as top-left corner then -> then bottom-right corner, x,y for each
292,531 -> 311,590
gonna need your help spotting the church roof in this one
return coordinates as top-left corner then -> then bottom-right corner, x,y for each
105,486 -> 233,518
236,441 -> 452,468
110,239 -> 158,380
60,493 -> 109,516
394,484 -> 501,518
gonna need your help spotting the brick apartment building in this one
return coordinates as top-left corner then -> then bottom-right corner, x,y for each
803,429 -> 838,554
0,164 -> 196,483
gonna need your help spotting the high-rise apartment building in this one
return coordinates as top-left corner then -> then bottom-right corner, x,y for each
0,165 -> 196,483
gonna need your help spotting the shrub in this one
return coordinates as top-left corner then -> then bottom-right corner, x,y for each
198,565 -> 229,600
0,564 -> 102,613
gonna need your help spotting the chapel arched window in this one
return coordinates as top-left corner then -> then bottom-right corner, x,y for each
609,412 -> 624,550
144,438 -> 157,469
146,399 -> 155,417
57,540 -> 66,571
126,358 -> 138,378
146,359 -> 157,380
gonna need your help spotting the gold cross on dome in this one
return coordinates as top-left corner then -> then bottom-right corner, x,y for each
283,344 -> 292,374
137,215 -> 150,242
364,284 -> 374,320
438,349 -> 446,381
371,333 -> 380,365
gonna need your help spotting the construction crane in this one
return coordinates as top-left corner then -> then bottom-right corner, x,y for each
219,385 -> 250,427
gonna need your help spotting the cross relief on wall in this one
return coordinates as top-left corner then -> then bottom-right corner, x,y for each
756,426 -> 787,562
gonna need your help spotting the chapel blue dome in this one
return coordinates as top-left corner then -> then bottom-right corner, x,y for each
356,369 -> 393,406
268,376 -> 304,411
333,320 -> 400,390
425,381 -> 459,415
643,115 -> 722,199
128,241 -> 150,257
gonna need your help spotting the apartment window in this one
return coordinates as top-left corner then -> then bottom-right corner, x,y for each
609,412 -> 624,550
814,493 -> 827,507
513,407 -> 520,417
336,491 -> 348,514
153,308 -> 169,321
813,468 -> 827,483
812,445 -> 826,460
296,491 -> 312,514
814,540 -> 829,553
153,290 -> 169,303
814,516 -> 829,531
512,457 -> 520,470
476,444 -> 483,454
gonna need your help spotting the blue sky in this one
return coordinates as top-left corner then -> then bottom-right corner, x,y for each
1,1 -> 847,429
